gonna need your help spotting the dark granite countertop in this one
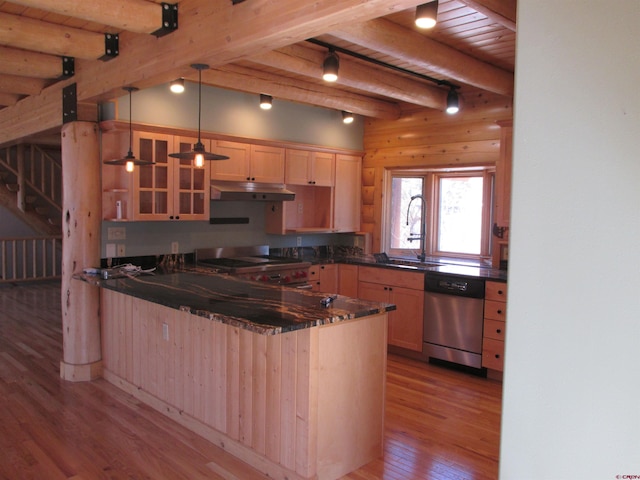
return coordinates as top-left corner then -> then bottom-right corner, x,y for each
83,271 -> 395,335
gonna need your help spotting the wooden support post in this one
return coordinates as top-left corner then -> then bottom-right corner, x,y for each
16,144 -> 25,211
60,121 -> 102,382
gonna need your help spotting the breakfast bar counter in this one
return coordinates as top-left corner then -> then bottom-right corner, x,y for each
96,271 -> 393,480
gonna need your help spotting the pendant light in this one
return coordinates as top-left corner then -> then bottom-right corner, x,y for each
322,49 -> 340,82
104,86 -> 155,172
259,94 -> 273,110
168,64 -> 229,167
446,86 -> 460,114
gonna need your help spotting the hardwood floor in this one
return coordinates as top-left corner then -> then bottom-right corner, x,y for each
0,281 -> 502,480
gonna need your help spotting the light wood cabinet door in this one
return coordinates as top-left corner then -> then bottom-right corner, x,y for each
482,280 -> 507,372
132,131 -> 173,220
338,264 -> 359,297
309,264 -> 339,293
250,145 -> 285,183
311,151 -> 335,186
172,136 -> 210,220
285,149 -> 335,187
334,154 -> 361,232
210,140 -> 251,182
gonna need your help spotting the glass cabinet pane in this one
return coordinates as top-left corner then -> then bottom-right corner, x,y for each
139,191 -> 153,214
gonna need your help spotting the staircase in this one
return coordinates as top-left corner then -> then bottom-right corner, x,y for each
0,144 -> 62,235
0,144 -> 63,282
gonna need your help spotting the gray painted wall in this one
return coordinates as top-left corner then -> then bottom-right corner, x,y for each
101,84 -> 364,258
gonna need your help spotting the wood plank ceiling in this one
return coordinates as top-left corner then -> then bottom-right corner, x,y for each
0,0 -> 516,145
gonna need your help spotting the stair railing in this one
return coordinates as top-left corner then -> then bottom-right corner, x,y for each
0,236 -> 62,283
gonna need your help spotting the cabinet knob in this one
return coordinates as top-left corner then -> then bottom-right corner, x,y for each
497,309 -> 503,314
498,290 -> 504,295
175,216 -> 180,220
496,329 -> 502,334
169,215 -> 174,220
495,354 -> 501,359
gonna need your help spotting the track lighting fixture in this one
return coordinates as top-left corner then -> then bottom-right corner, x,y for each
322,50 -> 340,82
446,86 -> 460,114
170,78 -> 185,93
415,1 -> 438,29
104,87 -> 155,172
169,64 -> 229,167
259,94 -> 272,110
342,111 -> 354,124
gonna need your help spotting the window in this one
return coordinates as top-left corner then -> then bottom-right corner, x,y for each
385,168 -> 493,260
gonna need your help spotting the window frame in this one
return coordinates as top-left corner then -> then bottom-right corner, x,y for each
383,167 -> 495,262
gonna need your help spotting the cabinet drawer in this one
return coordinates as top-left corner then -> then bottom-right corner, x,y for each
485,281 -> 508,301
484,299 -> 506,321
482,337 -> 505,371
483,319 -> 506,341
358,266 -> 423,290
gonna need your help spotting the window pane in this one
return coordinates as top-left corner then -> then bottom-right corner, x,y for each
390,177 -> 424,249
438,176 -> 483,254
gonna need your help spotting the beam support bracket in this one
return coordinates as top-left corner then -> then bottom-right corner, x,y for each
61,57 -> 74,78
152,3 -> 178,37
62,83 -> 77,124
100,34 -> 119,61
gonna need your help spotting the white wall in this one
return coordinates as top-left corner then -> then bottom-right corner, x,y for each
501,1 -> 640,478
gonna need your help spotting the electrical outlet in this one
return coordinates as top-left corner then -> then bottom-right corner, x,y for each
107,227 -> 126,240
162,323 -> 169,341
171,241 -> 179,254
116,244 -> 126,257
297,236 -> 302,247
106,243 -> 116,258
297,202 -> 303,214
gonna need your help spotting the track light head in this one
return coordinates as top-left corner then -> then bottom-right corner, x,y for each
342,111 -> 354,124
446,87 -> 460,114
170,78 -> 185,93
322,50 -> 340,82
415,1 -> 438,29
260,94 -> 273,110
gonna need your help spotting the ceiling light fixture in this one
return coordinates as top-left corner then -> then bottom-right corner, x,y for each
170,78 -> 185,93
342,111 -> 354,124
322,49 -> 340,82
169,64 -> 229,167
415,1 -> 438,29
259,94 -> 272,110
446,86 -> 460,114
104,86 -> 155,173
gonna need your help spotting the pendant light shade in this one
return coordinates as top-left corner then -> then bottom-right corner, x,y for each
322,50 -> 340,82
415,1 -> 438,29
259,94 -> 272,110
446,86 -> 460,114
169,64 -> 229,163
104,87 -> 155,172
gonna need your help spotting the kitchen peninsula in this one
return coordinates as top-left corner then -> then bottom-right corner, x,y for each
95,271 -> 394,480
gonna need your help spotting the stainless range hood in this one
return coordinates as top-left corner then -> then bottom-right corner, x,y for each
210,181 -> 295,201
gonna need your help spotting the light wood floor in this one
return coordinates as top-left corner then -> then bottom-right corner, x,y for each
0,280 -> 502,480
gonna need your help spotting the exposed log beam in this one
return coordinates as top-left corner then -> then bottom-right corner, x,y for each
459,0 -> 517,31
0,93 -> 22,107
248,43 -> 448,111
0,12 -> 106,60
0,74 -> 48,96
331,18 -> 514,96
0,46 -> 63,79
201,64 -> 401,120
7,0 -> 164,34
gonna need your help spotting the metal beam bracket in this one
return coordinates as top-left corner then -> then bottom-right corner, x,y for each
152,3 -> 178,37
61,57 -> 74,78
100,34 -> 119,61
62,83 -> 77,124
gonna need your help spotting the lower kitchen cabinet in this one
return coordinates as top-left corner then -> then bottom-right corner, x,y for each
338,264 -> 358,297
358,266 -> 424,352
482,280 -> 508,371
309,264 -> 339,293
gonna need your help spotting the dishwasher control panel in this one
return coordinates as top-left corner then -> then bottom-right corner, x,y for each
424,272 -> 485,298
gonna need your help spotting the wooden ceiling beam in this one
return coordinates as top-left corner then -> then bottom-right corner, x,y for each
331,18 -> 514,96
0,12 -> 106,60
459,0 -> 517,32
0,93 -> 22,107
0,74 -> 48,96
201,64 -> 401,120
7,0 -> 165,35
0,46 -> 62,79
248,43 -> 448,111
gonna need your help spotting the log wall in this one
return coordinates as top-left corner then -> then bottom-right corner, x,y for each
361,92 -> 513,251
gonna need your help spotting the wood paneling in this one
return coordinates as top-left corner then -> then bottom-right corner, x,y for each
0,280 -> 502,480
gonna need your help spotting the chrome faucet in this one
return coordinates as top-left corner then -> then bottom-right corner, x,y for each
406,194 -> 427,262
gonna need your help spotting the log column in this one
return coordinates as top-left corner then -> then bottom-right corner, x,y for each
60,121 -> 102,381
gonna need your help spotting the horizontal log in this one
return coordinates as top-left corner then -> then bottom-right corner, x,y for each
0,93 -> 21,107
0,74 -> 48,96
0,46 -> 62,79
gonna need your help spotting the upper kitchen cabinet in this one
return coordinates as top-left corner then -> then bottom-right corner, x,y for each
285,149 -> 335,186
100,129 -> 210,221
211,141 -> 284,184
492,121 -> 513,268
333,154 -> 362,232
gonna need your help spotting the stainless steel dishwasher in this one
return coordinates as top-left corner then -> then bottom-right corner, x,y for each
423,272 -> 485,369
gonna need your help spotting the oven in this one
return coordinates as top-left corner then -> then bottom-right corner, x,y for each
195,245 -> 311,288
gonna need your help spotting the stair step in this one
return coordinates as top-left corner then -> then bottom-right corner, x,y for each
25,195 -> 37,204
35,206 -> 49,215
